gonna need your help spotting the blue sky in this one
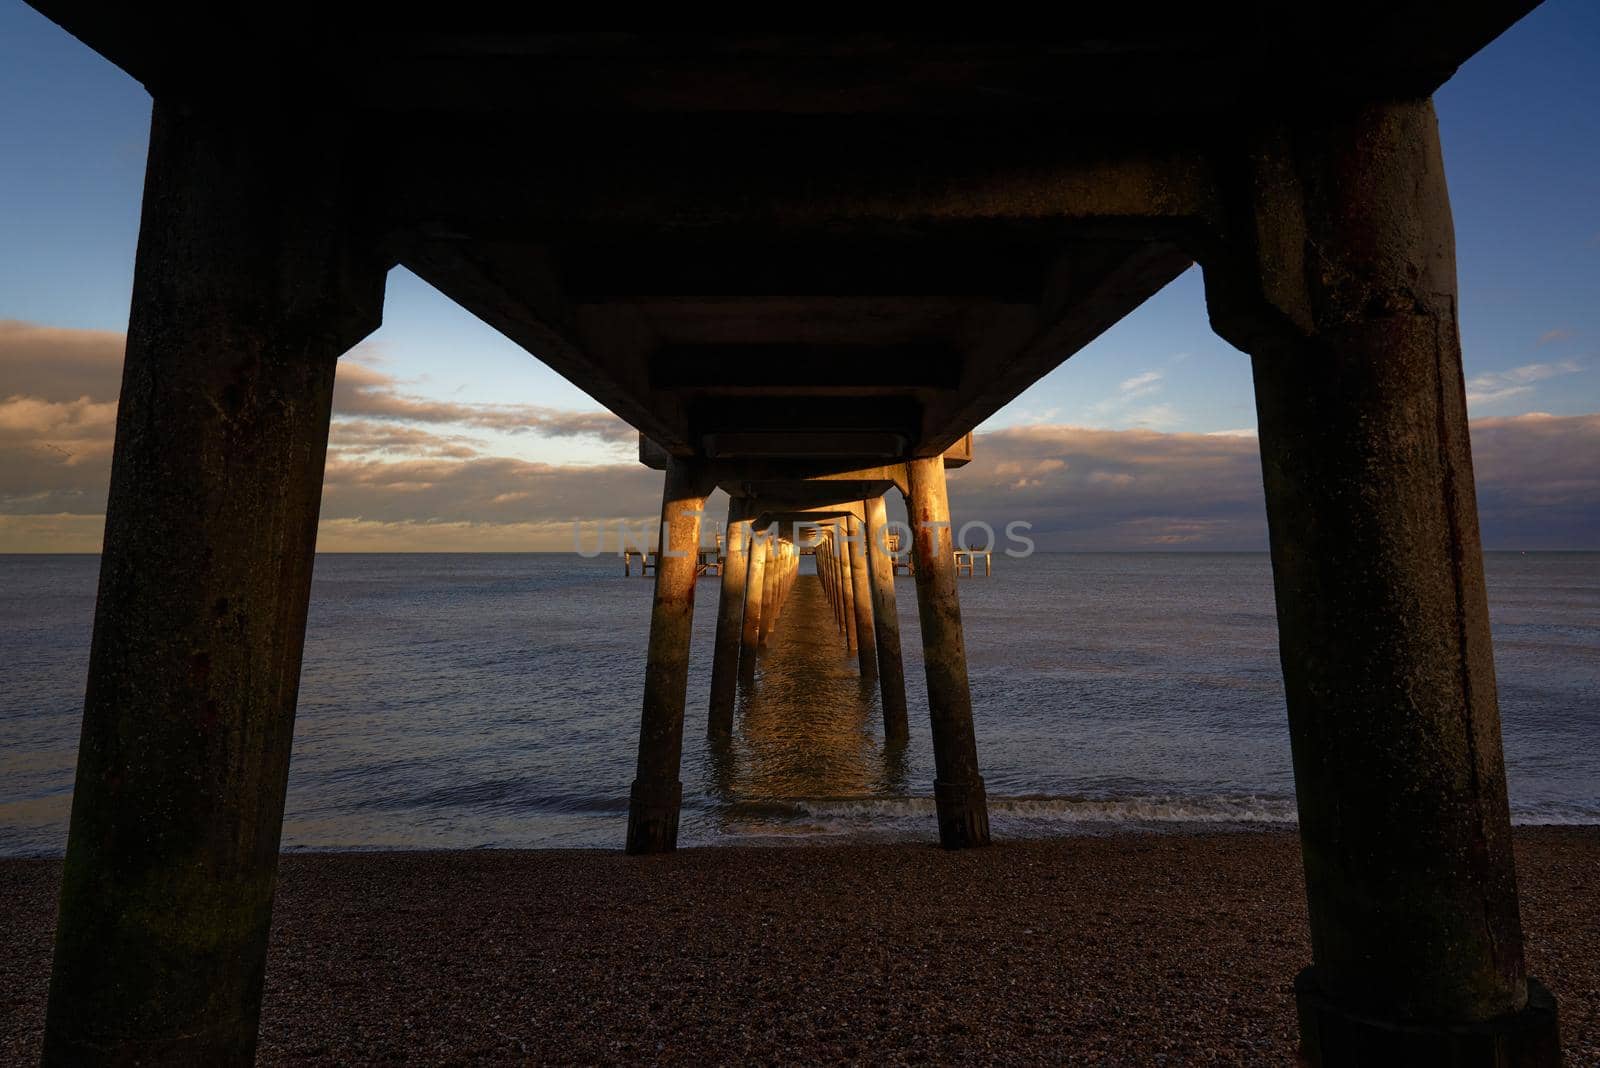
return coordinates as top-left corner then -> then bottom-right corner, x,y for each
4,2 -> 1597,450
2,6 -> 1597,551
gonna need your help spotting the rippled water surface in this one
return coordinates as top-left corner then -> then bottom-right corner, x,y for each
2,552 -> 1596,854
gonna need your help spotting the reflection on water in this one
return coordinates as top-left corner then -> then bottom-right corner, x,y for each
1,551 -> 1597,855
704,577 -> 910,813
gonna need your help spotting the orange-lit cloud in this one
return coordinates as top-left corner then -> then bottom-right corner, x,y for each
3,322 -> 1599,552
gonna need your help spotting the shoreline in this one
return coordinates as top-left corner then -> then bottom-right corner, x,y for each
9,815 -> 1600,861
3,828 -> 1595,1064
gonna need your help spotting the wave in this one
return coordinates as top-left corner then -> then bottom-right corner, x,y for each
695,793 -> 1301,844
693,793 -> 1600,844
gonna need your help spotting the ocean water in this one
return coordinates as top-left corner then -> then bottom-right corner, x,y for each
1,552 -> 1596,856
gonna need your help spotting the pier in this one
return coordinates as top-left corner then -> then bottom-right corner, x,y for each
20,11 -> 1562,1066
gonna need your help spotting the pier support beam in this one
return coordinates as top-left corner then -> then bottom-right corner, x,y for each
740,529 -> 768,678
847,513 -> 877,679
626,458 -> 712,855
838,530 -> 851,629
42,101 -> 386,1066
758,535 -> 779,646
708,499 -> 752,737
777,541 -> 791,616
1204,98 -> 1557,1064
905,456 -> 990,849
864,495 -> 909,741
840,525 -> 860,655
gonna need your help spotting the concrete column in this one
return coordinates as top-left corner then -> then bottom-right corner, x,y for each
840,523 -> 860,655
905,456 -> 990,849
775,541 -> 789,616
758,536 -> 779,646
819,533 -> 830,613
739,530 -> 768,679
626,458 -> 710,855
832,530 -> 844,626
838,530 -> 851,629
42,101 -> 386,1066
1204,99 -> 1556,1063
708,499 -> 752,737
864,495 -> 909,741
767,540 -> 781,628
848,513 -> 877,678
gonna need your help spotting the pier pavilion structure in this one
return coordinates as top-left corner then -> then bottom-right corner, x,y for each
27,10 -> 1559,1066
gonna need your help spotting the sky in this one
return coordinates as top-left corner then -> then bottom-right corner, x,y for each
2,5 -> 1597,551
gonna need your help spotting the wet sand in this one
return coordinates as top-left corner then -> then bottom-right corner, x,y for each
2,829 -> 1595,1065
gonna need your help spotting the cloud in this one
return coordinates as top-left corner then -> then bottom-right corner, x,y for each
1464,412 -> 1600,547
0,322 -> 642,531
1123,403 -> 1181,429
942,414 -> 1600,551
0,320 -> 125,403
4,322 -> 1600,551
1465,360 -> 1583,407
947,424 -> 1268,549
1117,370 -> 1163,396
332,361 -> 634,443
321,454 -> 660,527
1537,328 -> 1573,346
1088,369 -> 1182,428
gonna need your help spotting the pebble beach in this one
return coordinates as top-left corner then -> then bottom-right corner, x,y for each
3,829 -> 1595,1065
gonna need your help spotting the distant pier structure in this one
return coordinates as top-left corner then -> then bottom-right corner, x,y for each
24,10 -> 1559,1066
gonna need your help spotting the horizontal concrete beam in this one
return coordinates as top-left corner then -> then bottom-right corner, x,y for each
34,16 -> 1539,120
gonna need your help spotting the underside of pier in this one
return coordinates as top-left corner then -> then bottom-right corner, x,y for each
24,8 -> 1561,1067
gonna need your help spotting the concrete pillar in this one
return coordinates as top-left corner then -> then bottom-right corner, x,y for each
739,530 -> 768,679
819,533 -> 831,614
864,495 -> 909,741
840,525 -> 860,654
708,499 -> 752,737
767,540 -> 781,628
758,535 -> 779,646
626,458 -> 710,855
779,541 -> 788,614
832,530 -> 844,626
905,455 -> 990,850
847,513 -> 877,678
834,532 -> 848,632
42,101 -> 386,1066
1204,99 -> 1557,1063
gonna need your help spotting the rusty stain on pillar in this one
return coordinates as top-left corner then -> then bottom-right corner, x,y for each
739,530 -> 768,680
864,495 -> 909,741
1203,98 -> 1558,1063
42,100 -> 386,1066
708,499 -> 752,737
906,455 -> 991,850
847,512 -> 877,679
625,458 -> 710,854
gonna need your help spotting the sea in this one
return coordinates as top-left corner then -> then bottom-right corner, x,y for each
2,552 -> 1596,856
